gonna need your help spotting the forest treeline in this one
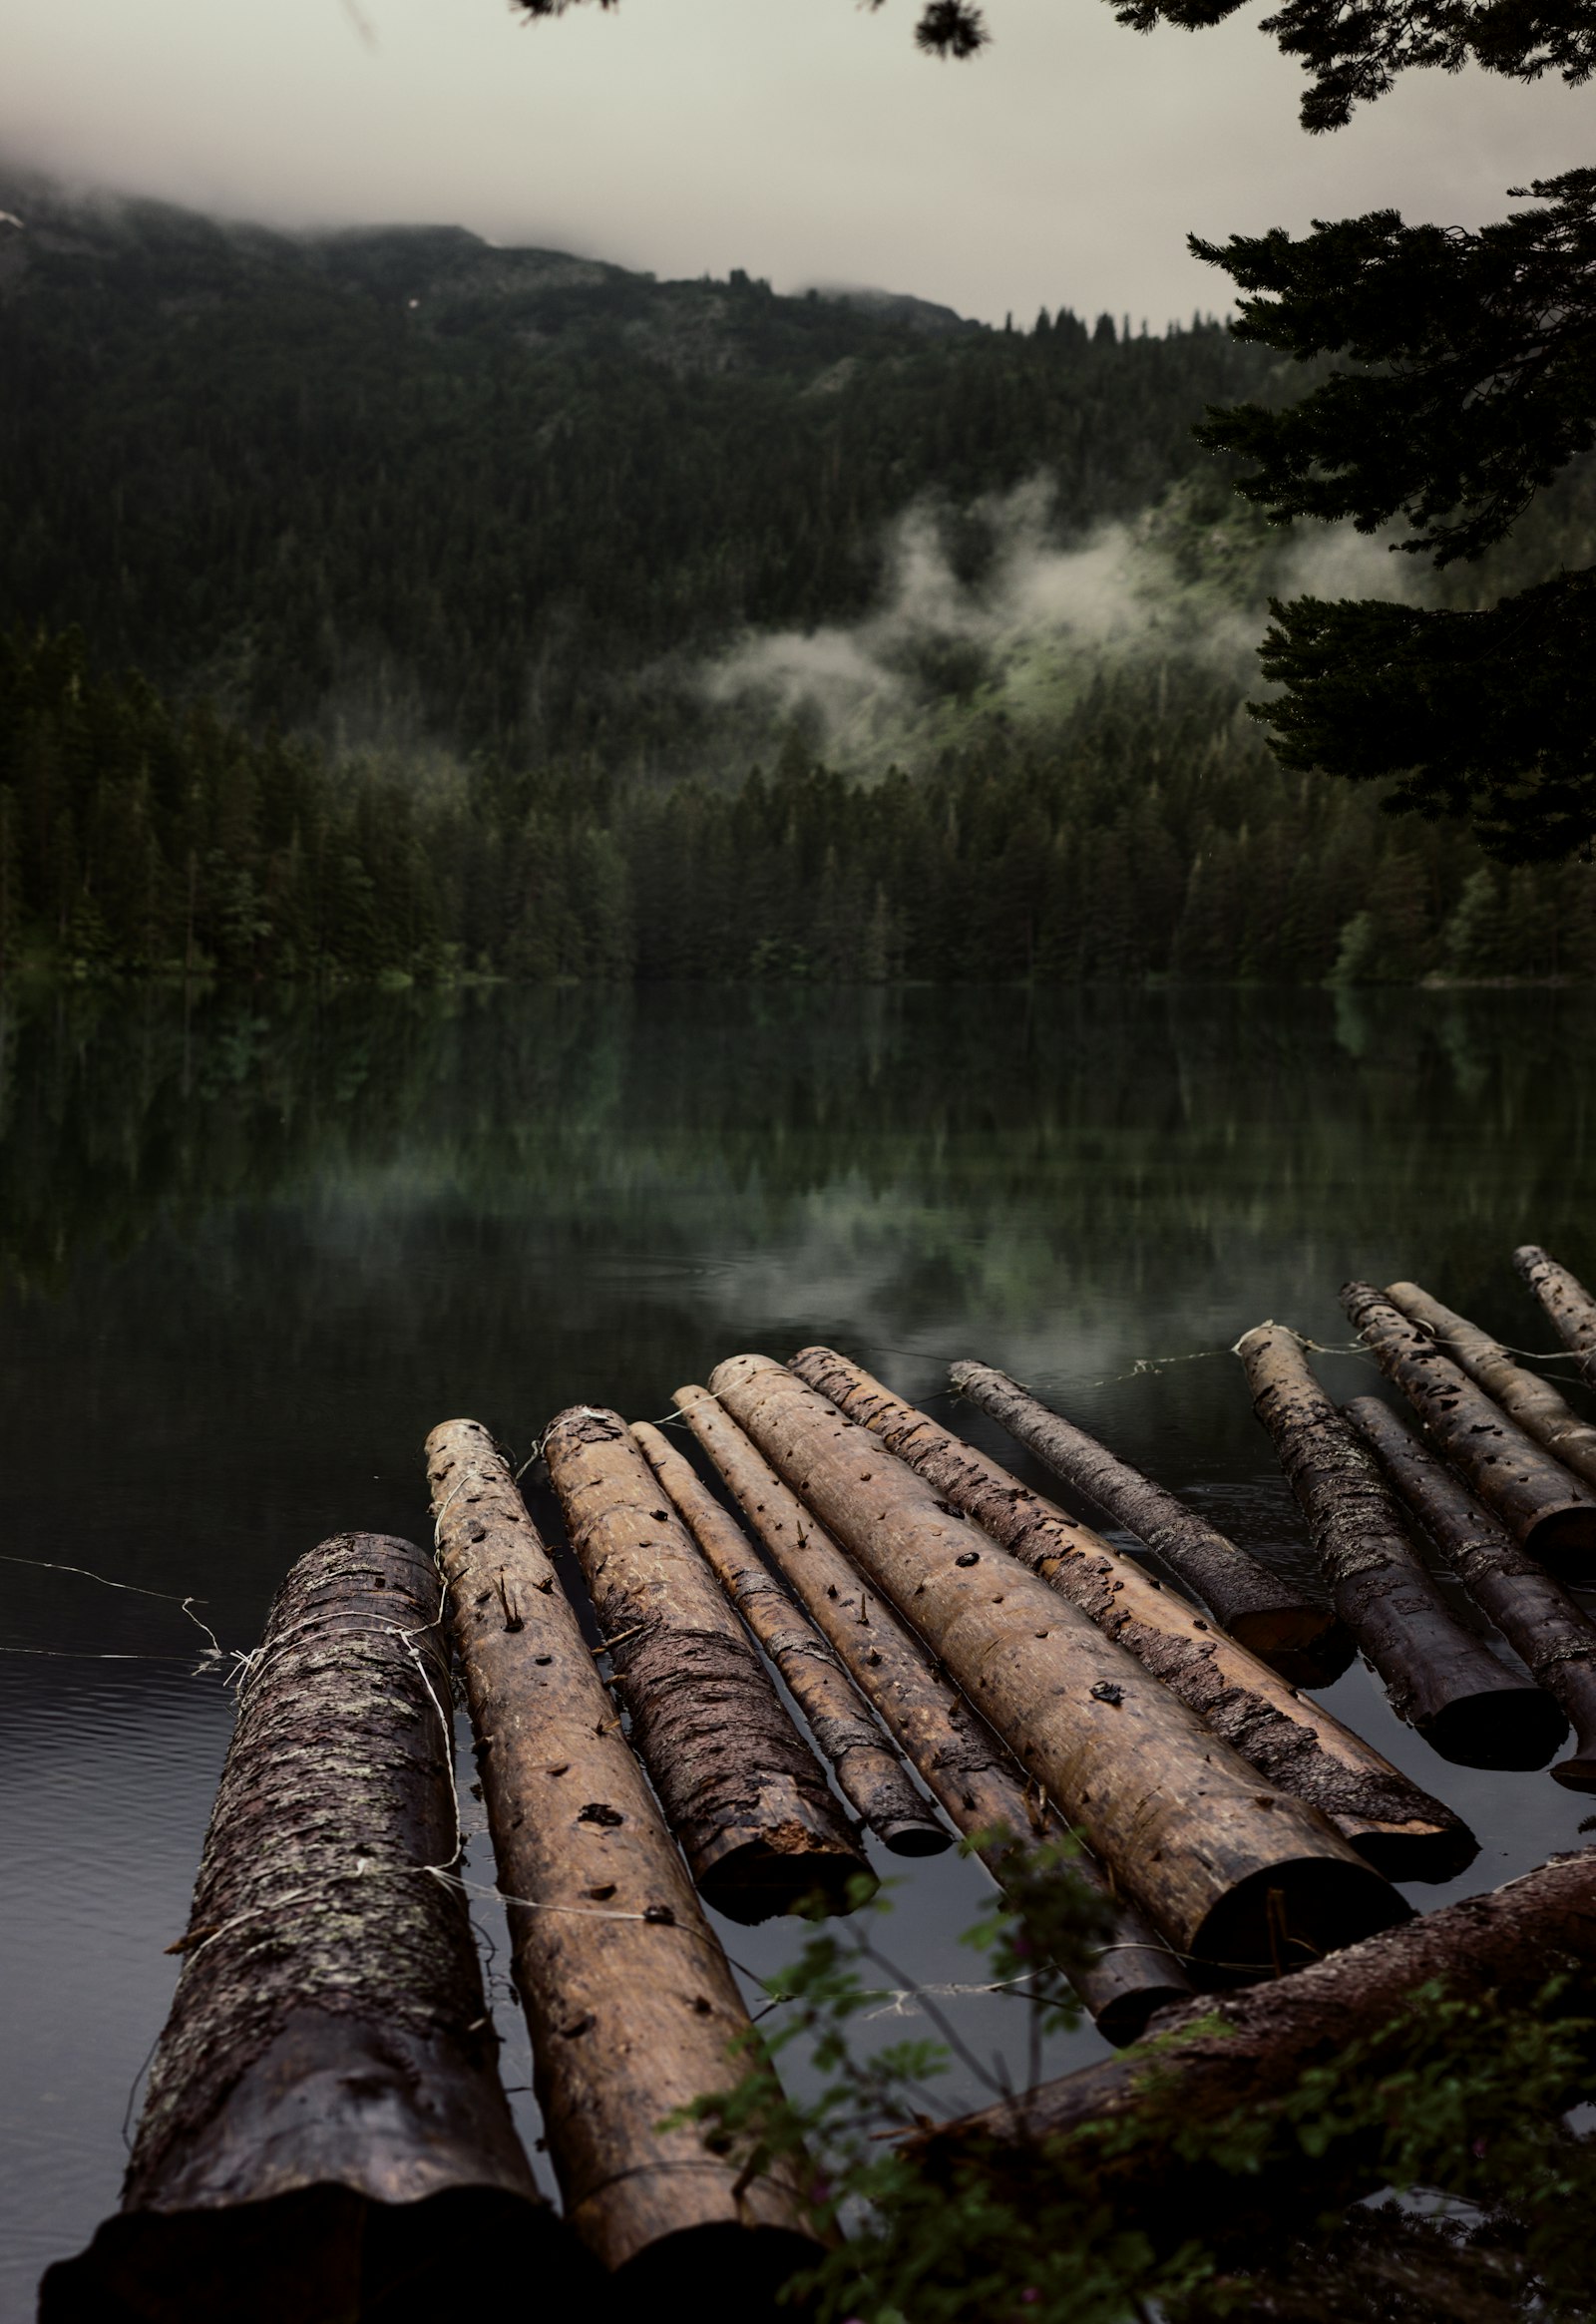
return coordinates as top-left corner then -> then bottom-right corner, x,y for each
6,623 -> 1596,986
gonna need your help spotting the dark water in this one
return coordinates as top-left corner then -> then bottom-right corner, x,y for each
5,980 -> 1596,2315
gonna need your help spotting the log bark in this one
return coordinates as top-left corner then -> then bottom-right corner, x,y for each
632,1419 -> 950,1857
1514,1242 -> 1596,1393
424,1418 -> 818,2301
913,1847 -> 1596,2240
946,1356 -> 1347,1682
1345,1395 -> 1596,1789
709,1354 -> 1408,1982
1343,1280 -> 1596,1576
1386,1276 -> 1596,1493
673,1381 -> 1193,2046
1237,1322 -> 1559,1766
544,1403 -> 872,1923
794,1347 -> 1474,1884
41,1531 -> 592,2324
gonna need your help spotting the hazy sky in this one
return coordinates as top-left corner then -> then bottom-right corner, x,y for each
2,0 -> 1588,323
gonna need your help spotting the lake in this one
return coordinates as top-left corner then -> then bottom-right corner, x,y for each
4,979 -> 1595,2316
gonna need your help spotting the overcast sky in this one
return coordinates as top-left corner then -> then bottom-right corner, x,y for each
2,0 -> 1588,324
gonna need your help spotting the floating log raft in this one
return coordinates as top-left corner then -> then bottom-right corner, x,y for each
1385,1276 -> 1596,1492
946,1356 -> 1346,1682
543,1403 -> 871,1923
42,1531 -> 593,2324
1237,1321 -> 1557,1765
1346,1395 -> 1596,1789
912,1846 -> 1596,2242
710,1354 -> 1408,1981
793,1347 -> 1473,1882
427,1419 -> 817,2303
1342,1280 -> 1596,1574
1515,1243 -> 1596,1394
632,1418 -> 950,1857
672,1381 -> 1192,2045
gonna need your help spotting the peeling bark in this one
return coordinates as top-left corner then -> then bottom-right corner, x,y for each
673,1381 -> 1192,2046
544,1404 -> 870,1923
1346,1396 -> 1596,1788
710,1355 -> 1407,1982
1343,1280 -> 1596,1574
427,1418 -> 816,2298
947,1356 -> 1346,1681
632,1419 -> 949,1857
1514,1243 -> 1596,1394
913,1848 -> 1596,2243
42,1531 -> 588,2324
795,1348 -> 1473,1883
1238,1322 -> 1554,1765
1387,1276 -> 1596,1494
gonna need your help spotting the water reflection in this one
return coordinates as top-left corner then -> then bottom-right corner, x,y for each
4,982 -> 1596,2317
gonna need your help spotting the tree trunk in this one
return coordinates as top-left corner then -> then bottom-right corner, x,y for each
423,1418 -> 817,2303
1386,1275 -> 1596,1491
543,1403 -> 872,1924
946,1356 -> 1346,1682
632,1418 -> 950,1857
42,1531 -> 590,2324
912,1847 -> 1596,2241
1237,1321 -> 1557,1764
793,1347 -> 1473,1882
1343,1280 -> 1596,1575
709,1354 -> 1407,1981
1345,1395 -> 1596,1788
672,1382 -> 1192,2046
1514,1242 -> 1596,1393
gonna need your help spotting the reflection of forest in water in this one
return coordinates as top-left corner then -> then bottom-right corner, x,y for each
3,979 -> 1592,1312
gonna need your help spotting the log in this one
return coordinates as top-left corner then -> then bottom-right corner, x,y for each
632,1419 -> 950,1857
41,1531 -> 594,2324
1514,1242 -> 1596,1393
543,1403 -> 872,1923
1237,1321 -> 1560,1766
1343,1280 -> 1596,1575
793,1347 -> 1474,1883
672,1381 -> 1193,2045
912,1847 -> 1596,2240
426,1418 -> 817,2303
1345,1395 -> 1596,1789
946,1356 -> 1347,1682
1386,1276 -> 1596,1492
709,1354 -> 1408,1981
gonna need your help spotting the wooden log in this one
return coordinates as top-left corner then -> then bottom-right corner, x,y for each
946,1356 -> 1347,1682
41,1531 -> 595,2324
1345,1395 -> 1596,1789
425,1418 -> 817,2303
793,1347 -> 1475,1883
1237,1321 -> 1559,1766
912,1847 -> 1596,2240
1343,1279 -> 1596,1575
710,1354 -> 1408,1981
1386,1275 -> 1596,1492
1514,1242 -> 1596,1392
544,1403 -> 872,1924
672,1381 -> 1193,2046
632,1418 -> 950,1857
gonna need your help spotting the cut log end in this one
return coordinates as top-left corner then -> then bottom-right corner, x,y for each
41,2186 -> 593,2324
1421,1680 -> 1569,1770
1343,1816 -> 1478,1884
698,1830 -> 874,1925
1550,1751 -> 1596,1793
613,2219 -> 822,2321
1226,1603 -> 1355,1686
1525,1503 -> 1596,1574
1193,1857 -> 1410,1985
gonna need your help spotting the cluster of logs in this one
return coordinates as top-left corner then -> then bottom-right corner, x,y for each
46,1243 -> 1596,2317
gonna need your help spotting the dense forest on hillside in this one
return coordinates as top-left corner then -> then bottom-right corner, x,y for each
3,175 -> 1593,986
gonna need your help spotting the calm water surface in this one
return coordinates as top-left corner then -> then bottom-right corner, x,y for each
4,982 -> 1596,2315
